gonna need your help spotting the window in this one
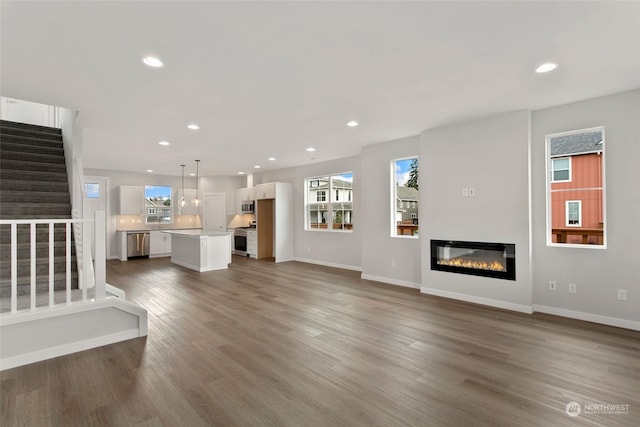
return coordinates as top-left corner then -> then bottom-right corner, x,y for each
85,182 -> 100,198
306,173 -> 353,231
546,127 -> 605,247
392,157 -> 419,237
145,185 -> 172,224
551,157 -> 571,182
566,201 -> 581,226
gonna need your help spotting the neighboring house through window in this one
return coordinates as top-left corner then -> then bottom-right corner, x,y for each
306,173 -> 353,231
392,157 -> 419,237
145,185 -> 172,224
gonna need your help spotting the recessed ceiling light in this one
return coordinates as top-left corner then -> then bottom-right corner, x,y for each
268,157 -> 276,161
238,171 -> 245,175
146,169 -> 154,173
346,120 -> 359,127
254,165 -> 261,169
536,62 -> 558,73
306,147 -> 316,152
187,123 -> 200,130
189,173 -> 196,176
143,56 -> 163,68
158,141 -> 170,146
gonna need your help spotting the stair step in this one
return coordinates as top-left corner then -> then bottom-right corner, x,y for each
0,242 -> 75,261
0,149 -> 66,165
0,120 -> 62,139
0,190 -> 70,204
0,135 -> 64,149
0,158 -> 67,173
0,257 -> 76,278
0,223 -> 74,243
0,203 -> 72,219
0,179 -> 69,192
0,170 -> 68,183
0,271 -> 79,297
0,140 -> 64,156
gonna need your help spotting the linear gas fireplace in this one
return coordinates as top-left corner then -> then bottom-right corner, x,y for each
431,240 -> 515,281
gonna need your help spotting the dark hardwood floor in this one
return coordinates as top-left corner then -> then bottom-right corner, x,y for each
2,256 -> 639,426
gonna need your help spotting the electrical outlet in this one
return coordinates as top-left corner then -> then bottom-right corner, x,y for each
568,283 -> 577,294
548,281 -> 557,291
617,289 -> 628,301
468,187 -> 476,197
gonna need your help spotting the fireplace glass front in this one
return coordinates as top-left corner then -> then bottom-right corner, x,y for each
430,240 -> 515,281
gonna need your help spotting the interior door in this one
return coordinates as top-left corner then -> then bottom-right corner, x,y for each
83,176 -> 109,258
204,193 -> 226,231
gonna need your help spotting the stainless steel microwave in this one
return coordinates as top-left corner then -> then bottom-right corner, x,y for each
241,201 -> 254,213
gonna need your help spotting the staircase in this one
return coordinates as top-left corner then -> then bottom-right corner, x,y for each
0,120 -> 78,300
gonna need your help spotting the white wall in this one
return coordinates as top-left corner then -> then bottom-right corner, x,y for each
84,168 -> 243,259
360,136 -> 422,288
531,90 -> 640,328
255,156 -> 362,270
420,111 -> 533,312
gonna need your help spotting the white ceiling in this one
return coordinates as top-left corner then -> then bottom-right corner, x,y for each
2,1 -> 639,177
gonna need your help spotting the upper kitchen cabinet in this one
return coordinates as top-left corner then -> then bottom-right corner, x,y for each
235,187 -> 256,214
255,182 -> 275,200
118,185 -> 144,215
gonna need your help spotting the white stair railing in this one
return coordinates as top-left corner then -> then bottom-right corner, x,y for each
0,211 -> 106,314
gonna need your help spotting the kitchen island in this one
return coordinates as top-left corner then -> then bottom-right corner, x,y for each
163,230 -> 232,272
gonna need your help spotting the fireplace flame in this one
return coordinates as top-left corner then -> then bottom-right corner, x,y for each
437,258 -> 505,272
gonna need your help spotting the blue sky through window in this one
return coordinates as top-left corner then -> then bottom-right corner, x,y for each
145,185 -> 172,200
395,158 -> 414,186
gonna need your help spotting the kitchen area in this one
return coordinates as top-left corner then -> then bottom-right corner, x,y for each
109,178 -> 293,271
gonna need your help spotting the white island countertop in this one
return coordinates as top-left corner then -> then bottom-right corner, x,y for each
164,230 -> 232,272
162,230 -> 232,238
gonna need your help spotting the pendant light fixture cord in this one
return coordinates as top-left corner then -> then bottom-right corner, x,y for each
193,160 -> 201,206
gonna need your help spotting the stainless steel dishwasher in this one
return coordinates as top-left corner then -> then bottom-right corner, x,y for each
127,232 -> 150,259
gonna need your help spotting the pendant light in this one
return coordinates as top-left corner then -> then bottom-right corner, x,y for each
192,159 -> 201,207
179,164 -> 186,207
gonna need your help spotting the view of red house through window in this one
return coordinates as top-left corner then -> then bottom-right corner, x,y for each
547,128 -> 605,246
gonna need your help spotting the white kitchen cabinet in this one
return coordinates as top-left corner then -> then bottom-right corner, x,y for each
150,230 -> 171,257
235,187 -> 256,214
255,182 -> 275,200
246,229 -> 257,258
118,185 -> 144,215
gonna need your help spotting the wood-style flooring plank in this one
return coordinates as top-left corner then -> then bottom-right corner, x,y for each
1,256 -> 639,426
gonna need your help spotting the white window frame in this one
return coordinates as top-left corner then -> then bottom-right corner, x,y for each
551,157 -> 571,183
305,172 -> 353,232
391,156 -> 419,239
565,200 -> 582,227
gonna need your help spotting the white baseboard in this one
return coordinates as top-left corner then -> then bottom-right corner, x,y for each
533,305 -> 640,331
420,287 -> 533,314
294,257 -> 362,272
361,274 -> 421,289
0,329 -> 141,371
